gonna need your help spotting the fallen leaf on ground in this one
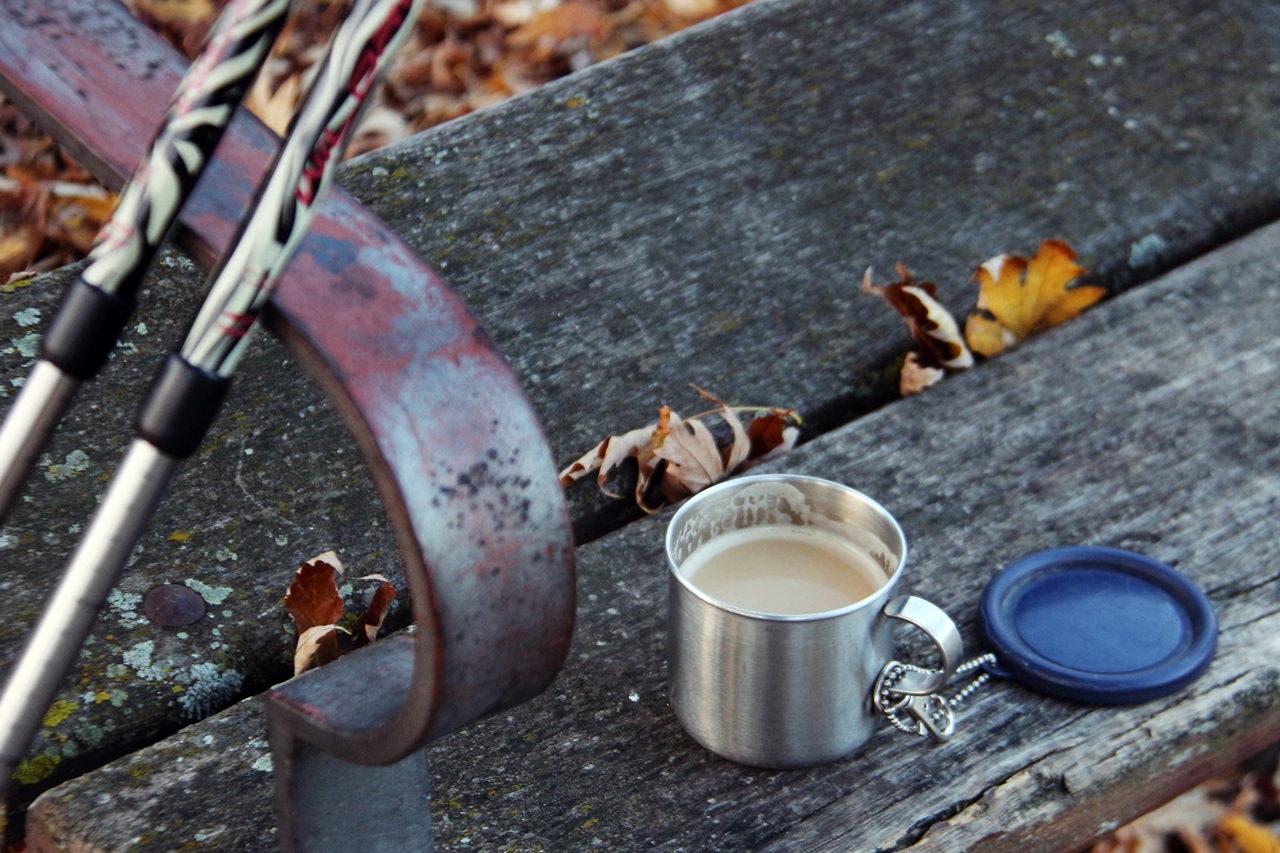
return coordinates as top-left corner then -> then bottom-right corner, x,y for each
1089,755 -> 1280,853
862,264 -> 972,395
560,388 -> 800,512
746,407 -> 803,459
0,121 -> 118,280
964,239 -> 1105,357
655,403 -> 750,502
247,68 -> 305,137
293,624 -> 345,675
1220,813 -> 1280,853
353,575 -> 397,645
2,1 -> 752,276
898,351 -> 947,396
663,0 -> 725,18
127,0 -> 220,58
283,550 -> 345,634
558,418 -> 666,497
284,551 -> 398,675
508,2 -> 613,63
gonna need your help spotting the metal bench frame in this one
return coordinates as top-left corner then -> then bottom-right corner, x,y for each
0,2 -> 576,848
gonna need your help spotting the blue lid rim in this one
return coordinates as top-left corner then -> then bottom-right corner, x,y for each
979,546 -> 1218,705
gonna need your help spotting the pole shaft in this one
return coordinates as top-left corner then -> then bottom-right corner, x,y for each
0,361 -> 80,523
0,440 -> 177,781
0,0 -> 295,524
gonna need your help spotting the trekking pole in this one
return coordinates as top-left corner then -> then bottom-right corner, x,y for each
0,0 -> 423,792
0,0 -> 297,524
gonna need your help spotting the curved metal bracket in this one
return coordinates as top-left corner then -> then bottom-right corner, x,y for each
0,3 -> 576,848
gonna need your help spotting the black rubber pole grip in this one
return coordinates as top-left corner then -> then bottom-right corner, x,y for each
40,278 -> 137,381
136,354 -> 232,459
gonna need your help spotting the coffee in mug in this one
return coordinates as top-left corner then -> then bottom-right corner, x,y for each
666,474 -> 961,768
679,525 -> 887,616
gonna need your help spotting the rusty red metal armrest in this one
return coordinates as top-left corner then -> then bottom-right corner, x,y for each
0,1 -> 575,847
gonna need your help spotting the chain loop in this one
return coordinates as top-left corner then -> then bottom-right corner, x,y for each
874,653 -> 998,742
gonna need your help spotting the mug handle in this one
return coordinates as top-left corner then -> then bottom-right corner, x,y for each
882,596 -> 962,696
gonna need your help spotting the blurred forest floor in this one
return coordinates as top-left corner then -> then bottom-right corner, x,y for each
0,0 -> 749,282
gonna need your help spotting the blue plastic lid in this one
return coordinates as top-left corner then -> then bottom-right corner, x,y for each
979,546 -> 1217,705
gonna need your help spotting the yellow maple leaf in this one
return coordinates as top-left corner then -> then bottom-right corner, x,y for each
133,0 -> 217,27
1220,813 -> 1280,853
964,240 -> 1106,358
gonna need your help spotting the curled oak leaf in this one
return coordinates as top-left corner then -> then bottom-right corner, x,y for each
284,551 -> 345,634
862,265 -> 972,395
746,408 -> 802,461
294,624 -> 347,676
899,351 -> 947,397
964,239 -> 1105,358
559,393 -> 801,512
651,405 -> 746,507
558,415 -> 667,501
353,574 -> 397,647
285,553 -> 397,675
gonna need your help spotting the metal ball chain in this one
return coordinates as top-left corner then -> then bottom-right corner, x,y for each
947,653 -> 998,709
875,653 -> 999,741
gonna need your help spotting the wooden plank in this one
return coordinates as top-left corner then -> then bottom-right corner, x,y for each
27,218 -> 1280,851
344,0 -> 1280,496
5,0 -> 1280,828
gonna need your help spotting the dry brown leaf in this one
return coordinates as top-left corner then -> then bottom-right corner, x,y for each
247,69 -> 304,136
494,1 -> 551,28
964,239 -> 1105,357
284,551 -> 346,634
353,575 -> 397,646
664,0 -> 723,18
509,2 -> 613,62
653,407 -> 741,503
131,0 -> 217,28
1,98 -> 119,278
1,2 -> 752,280
293,624 -> 345,676
0,230 -> 37,276
559,390 -> 800,512
863,265 -> 972,371
558,419 -> 665,496
862,264 -> 972,395
284,552 -> 397,675
746,407 -> 802,461
1090,760 -> 1280,853
128,0 -> 219,56
899,351 -> 947,396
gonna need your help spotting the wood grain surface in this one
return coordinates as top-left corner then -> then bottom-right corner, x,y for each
28,215 -> 1280,852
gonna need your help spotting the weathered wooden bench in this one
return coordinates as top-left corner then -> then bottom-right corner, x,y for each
4,0 -> 1280,849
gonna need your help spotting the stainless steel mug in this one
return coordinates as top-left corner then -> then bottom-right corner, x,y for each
666,474 -> 962,769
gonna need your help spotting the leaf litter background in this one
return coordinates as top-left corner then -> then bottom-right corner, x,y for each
0,1 -> 1277,851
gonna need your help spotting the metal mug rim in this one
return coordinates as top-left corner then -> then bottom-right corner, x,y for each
664,473 -> 908,623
